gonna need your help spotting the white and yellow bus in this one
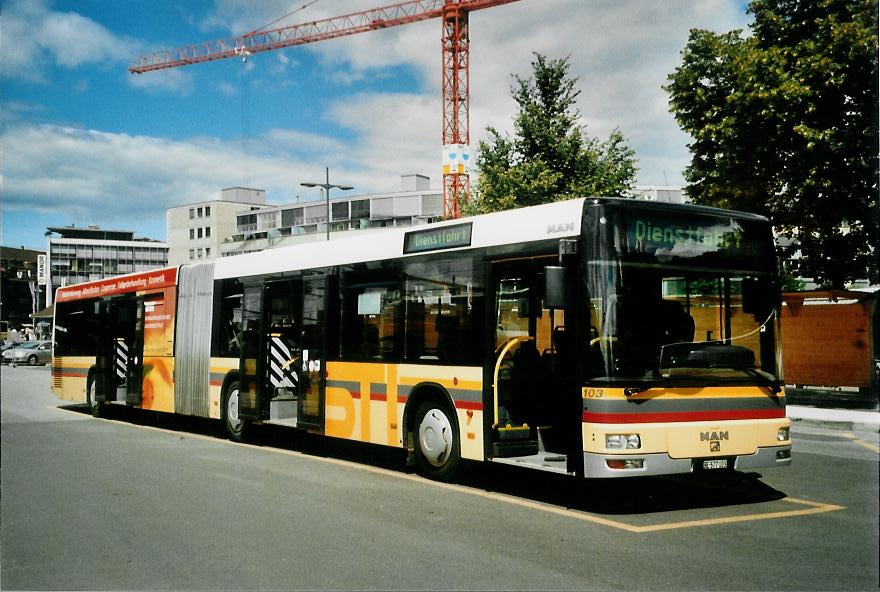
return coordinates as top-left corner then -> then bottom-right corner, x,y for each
52,197 -> 791,481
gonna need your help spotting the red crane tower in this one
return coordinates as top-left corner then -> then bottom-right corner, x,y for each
130,0 -> 521,219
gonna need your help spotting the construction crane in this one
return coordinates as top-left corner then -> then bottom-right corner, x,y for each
130,0 -> 522,219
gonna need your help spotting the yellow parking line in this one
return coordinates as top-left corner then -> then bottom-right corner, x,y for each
64,406 -> 846,533
840,432 -> 880,453
631,498 -> 844,533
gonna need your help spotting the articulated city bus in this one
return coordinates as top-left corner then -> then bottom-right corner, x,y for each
52,197 -> 791,481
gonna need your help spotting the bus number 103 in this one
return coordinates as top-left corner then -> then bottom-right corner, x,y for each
585,389 -> 604,398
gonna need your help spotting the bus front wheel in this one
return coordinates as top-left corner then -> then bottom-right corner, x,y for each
413,400 -> 460,481
87,374 -> 103,418
223,380 -> 247,442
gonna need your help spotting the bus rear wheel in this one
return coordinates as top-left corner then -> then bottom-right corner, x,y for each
413,400 -> 460,481
223,380 -> 247,442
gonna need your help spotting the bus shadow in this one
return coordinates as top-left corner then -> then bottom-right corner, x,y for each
63,403 -> 787,516
460,462 -> 787,516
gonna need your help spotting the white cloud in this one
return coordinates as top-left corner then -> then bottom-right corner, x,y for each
128,68 -> 194,94
0,0 -> 143,80
199,0 -> 750,186
2,124 -> 302,221
1,122 -> 418,236
3,0 -> 757,246
326,92 -> 441,187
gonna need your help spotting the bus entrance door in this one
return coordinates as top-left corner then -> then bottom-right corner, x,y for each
262,274 -> 325,432
96,297 -> 137,406
124,296 -> 146,406
295,273 -> 327,432
265,279 -> 303,427
239,283 -> 268,422
489,259 -> 574,474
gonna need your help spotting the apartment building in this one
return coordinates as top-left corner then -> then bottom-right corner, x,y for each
166,187 -> 269,266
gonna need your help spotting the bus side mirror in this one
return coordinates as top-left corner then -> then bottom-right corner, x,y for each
741,278 -> 758,314
742,277 -> 774,320
545,266 -> 567,309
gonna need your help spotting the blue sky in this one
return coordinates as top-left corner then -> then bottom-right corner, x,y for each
1,0 -> 750,251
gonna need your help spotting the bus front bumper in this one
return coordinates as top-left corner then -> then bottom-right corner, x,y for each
583,444 -> 792,478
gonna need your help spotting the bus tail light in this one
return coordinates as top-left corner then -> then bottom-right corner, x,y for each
606,434 -> 641,449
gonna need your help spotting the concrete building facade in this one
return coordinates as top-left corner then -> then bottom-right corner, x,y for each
166,187 -> 269,266
213,175 -> 442,257
46,226 -> 168,306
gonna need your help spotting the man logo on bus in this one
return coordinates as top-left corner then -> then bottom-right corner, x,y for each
700,431 -> 728,442
547,222 -> 575,234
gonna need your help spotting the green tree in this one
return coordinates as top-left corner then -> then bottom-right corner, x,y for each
666,0 -> 879,288
468,53 -> 637,214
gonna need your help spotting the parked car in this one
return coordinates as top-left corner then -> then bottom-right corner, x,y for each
1,341 -> 52,366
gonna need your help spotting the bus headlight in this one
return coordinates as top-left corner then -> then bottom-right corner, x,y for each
777,427 -> 790,442
606,434 -> 641,449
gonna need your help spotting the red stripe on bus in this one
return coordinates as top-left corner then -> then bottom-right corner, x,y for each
370,393 -> 387,402
454,400 -> 483,411
350,391 -> 361,400
582,408 -> 786,423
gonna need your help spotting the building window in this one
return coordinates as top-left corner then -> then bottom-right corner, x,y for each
332,201 -> 349,222
205,227 -> 211,238
190,229 -> 195,240
189,208 -> 194,220
197,207 -> 203,218
205,248 -> 211,257
238,213 -> 257,232
189,249 -> 194,260
198,228 -> 203,238
282,208 -> 304,228
351,199 -> 370,220
197,248 -> 203,258
205,206 -> 211,217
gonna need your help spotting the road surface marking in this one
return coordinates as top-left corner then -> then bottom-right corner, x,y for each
63,405 -> 847,533
839,432 -> 880,454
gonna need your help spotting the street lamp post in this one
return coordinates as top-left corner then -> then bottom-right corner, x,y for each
300,167 -> 354,241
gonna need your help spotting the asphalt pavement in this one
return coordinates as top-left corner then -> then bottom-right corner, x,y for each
2,365 -> 878,590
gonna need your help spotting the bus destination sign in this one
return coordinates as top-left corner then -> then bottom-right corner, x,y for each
403,222 -> 473,255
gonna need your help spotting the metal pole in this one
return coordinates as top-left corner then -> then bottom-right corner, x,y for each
326,167 -> 330,241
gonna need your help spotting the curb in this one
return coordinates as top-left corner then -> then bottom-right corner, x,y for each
787,405 -> 880,432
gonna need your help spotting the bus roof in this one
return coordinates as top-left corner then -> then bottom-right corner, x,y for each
52,198 -> 772,295
214,197 -> 771,281
214,197 -> 589,280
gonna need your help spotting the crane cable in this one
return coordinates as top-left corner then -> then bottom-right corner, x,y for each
246,0 -> 322,35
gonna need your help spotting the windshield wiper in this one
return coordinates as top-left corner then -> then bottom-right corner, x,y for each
740,368 -> 782,394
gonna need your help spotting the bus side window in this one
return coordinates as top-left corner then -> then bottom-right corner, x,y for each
340,263 -> 403,362
213,278 -> 242,358
404,257 -> 483,365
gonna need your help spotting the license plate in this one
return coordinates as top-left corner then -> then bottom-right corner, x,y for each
702,459 -> 728,470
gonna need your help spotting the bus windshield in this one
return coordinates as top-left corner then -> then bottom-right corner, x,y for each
583,204 -> 780,385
